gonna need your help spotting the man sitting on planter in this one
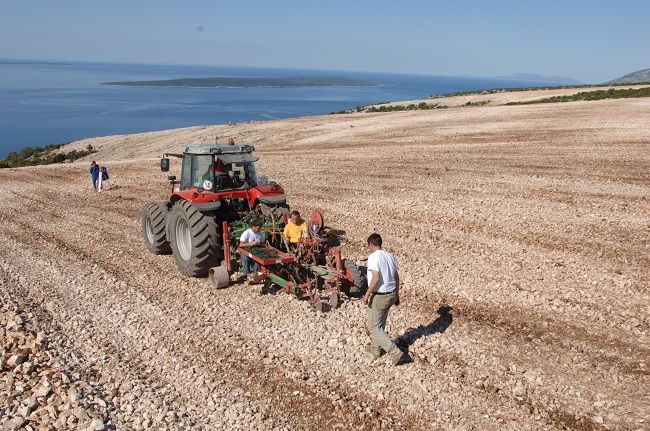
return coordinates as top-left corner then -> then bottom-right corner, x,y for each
239,219 -> 266,283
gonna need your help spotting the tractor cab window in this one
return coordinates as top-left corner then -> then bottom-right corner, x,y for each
228,163 -> 246,187
180,153 -> 258,191
214,160 -> 257,190
180,154 -> 214,190
244,161 -> 258,186
213,159 -> 237,190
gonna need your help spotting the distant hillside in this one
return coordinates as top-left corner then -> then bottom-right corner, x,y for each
100,76 -> 377,88
608,68 -> 650,84
494,73 -> 582,85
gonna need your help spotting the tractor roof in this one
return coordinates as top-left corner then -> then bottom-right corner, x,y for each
183,143 -> 255,155
182,143 -> 258,163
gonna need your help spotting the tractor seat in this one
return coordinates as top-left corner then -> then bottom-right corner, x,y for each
215,173 -> 235,190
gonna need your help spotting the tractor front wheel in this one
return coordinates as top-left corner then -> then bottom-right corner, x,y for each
142,203 -> 171,255
168,200 -> 222,277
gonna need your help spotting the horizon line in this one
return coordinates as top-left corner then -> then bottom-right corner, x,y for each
0,56 -> 590,83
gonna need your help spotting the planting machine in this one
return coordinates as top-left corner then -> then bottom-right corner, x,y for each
141,142 -> 366,310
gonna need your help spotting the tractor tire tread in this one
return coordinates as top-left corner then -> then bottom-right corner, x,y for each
169,200 -> 222,277
142,203 -> 172,255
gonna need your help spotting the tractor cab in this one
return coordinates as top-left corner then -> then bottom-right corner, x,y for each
163,144 -> 259,192
160,143 -> 285,212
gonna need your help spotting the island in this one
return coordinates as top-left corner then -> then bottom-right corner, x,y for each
100,76 -> 377,88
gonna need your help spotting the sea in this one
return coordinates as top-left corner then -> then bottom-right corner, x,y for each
0,60 -> 557,158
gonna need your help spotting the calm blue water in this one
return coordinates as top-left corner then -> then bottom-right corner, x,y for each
0,60 -> 554,157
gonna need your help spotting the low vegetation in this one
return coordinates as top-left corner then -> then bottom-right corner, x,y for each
431,82 -> 650,98
0,144 -> 96,169
504,86 -> 650,105
333,82 -> 650,115
361,102 -> 448,113
330,102 -> 447,114
463,100 -> 490,107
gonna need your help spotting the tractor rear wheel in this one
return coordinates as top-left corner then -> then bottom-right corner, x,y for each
168,200 -> 222,277
344,259 -> 367,297
142,203 -> 171,255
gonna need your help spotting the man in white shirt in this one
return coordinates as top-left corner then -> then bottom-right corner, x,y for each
239,219 -> 265,280
363,233 -> 404,365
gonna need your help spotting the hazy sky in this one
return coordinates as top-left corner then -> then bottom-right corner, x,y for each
1,0 -> 648,82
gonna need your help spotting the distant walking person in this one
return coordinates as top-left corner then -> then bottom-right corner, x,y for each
99,166 -> 110,191
89,161 -> 99,191
364,233 -> 404,365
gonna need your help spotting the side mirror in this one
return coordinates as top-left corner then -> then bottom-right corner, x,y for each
160,157 -> 170,172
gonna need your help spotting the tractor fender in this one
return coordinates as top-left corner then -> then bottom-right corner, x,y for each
257,194 -> 287,206
191,201 -> 222,211
249,185 -> 286,209
170,191 -> 222,211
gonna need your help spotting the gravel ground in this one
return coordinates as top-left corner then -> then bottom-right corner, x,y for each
1,93 -> 649,430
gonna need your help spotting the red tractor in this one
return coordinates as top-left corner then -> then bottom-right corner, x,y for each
141,143 -> 366,309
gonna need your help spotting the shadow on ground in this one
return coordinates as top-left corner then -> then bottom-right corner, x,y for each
397,305 -> 452,355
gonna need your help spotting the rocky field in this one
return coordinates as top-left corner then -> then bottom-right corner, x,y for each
1,91 -> 649,430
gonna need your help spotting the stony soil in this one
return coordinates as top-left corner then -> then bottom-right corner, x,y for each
1,91 -> 649,430
0,306 -> 113,431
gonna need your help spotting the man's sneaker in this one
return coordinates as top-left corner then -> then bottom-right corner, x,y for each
388,347 -> 405,366
231,272 -> 244,282
247,272 -> 265,285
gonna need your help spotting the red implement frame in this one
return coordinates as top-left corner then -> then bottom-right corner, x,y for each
222,221 -> 232,272
236,245 -> 296,266
229,227 -> 349,312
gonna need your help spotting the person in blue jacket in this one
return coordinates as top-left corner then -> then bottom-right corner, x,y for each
89,161 -> 99,191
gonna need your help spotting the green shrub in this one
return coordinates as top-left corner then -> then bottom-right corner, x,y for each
0,143 -> 97,169
464,100 -> 490,107
364,102 -> 447,113
505,86 -> 650,105
430,82 -> 650,99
